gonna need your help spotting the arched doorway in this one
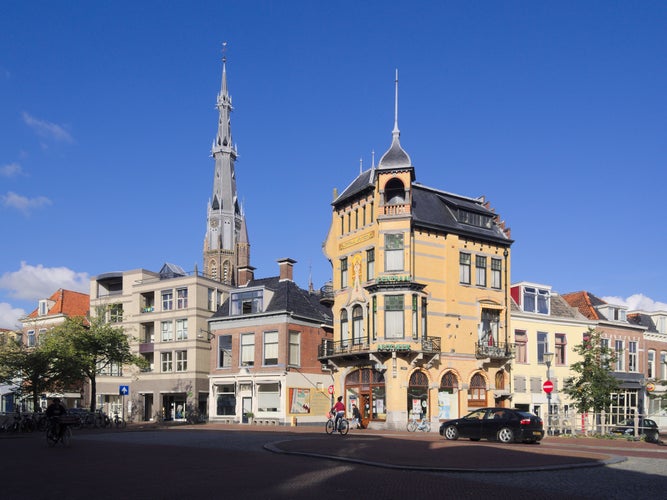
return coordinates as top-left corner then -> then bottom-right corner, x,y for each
468,373 -> 488,408
407,370 -> 429,420
345,368 -> 386,427
438,371 -> 459,419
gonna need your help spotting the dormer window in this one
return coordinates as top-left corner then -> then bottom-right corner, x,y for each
384,178 -> 405,205
598,304 -> 627,322
523,287 -> 550,314
38,300 -> 48,316
230,289 -> 263,315
455,209 -> 493,229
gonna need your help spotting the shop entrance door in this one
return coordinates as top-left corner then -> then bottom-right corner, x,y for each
143,394 -> 153,422
242,397 -> 252,423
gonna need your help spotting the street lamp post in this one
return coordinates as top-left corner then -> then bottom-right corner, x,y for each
544,351 -> 554,435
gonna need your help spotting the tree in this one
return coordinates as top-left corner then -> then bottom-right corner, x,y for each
0,338 -> 60,411
45,309 -> 147,412
562,327 -> 620,414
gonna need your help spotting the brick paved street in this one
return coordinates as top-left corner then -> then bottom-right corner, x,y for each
0,424 -> 665,499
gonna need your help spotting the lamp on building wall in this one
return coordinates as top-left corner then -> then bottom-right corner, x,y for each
198,329 -> 214,341
544,351 -> 554,435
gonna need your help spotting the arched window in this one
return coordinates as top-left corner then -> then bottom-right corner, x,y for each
352,305 -> 363,345
468,373 -> 487,407
222,260 -> 231,285
495,370 -> 505,390
408,370 -> 429,418
384,178 -> 405,205
340,309 -> 349,345
440,371 -> 459,393
209,260 -> 218,280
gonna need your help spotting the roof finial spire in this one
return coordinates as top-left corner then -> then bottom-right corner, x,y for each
393,68 -> 399,136
359,157 -> 363,174
220,42 -> 228,95
371,149 -> 375,168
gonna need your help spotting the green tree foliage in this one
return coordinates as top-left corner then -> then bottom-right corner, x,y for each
45,309 -> 147,411
562,327 -> 620,413
0,337 -> 60,411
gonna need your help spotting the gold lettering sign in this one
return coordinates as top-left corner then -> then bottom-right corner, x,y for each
339,230 -> 375,250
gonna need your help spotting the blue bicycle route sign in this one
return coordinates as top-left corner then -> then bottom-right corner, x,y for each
119,385 -> 129,396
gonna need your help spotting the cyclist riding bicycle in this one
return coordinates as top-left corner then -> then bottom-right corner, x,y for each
45,397 -> 67,439
331,396 -> 345,431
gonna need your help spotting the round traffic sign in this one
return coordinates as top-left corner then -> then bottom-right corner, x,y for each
327,385 -> 334,395
543,380 -> 554,394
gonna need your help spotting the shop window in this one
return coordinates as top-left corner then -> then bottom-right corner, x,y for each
216,384 -> 235,416
468,373 -> 487,406
258,383 -> 280,412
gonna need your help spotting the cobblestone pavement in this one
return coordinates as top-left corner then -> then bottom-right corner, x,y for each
0,424 -> 664,499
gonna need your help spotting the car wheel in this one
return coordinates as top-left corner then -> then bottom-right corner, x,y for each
645,431 -> 659,444
497,427 -> 514,443
443,425 -> 459,440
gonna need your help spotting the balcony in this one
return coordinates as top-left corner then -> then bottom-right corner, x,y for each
318,337 -> 441,359
475,341 -> 515,360
139,342 -> 154,354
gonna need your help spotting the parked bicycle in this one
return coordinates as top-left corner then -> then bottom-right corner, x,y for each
325,415 -> 350,435
112,413 -> 126,428
406,416 -> 431,433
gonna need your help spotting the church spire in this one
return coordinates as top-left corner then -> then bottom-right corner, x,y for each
204,43 -> 249,285
378,68 -> 413,172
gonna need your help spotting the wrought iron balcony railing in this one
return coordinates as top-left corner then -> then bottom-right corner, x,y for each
475,341 -> 515,360
318,337 -> 441,359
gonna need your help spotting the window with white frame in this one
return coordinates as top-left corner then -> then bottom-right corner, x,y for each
263,331 -> 279,366
459,252 -> 471,284
161,352 -> 173,372
615,340 -> 624,371
385,234 -> 404,271
523,287 -> 550,314
231,290 -> 263,315
176,288 -> 188,309
628,341 -> 637,372
475,255 -> 487,287
26,330 -> 36,347
161,321 -> 173,341
647,350 -> 656,379
288,331 -> 300,367
241,333 -> 255,366
385,295 -> 405,339
490,258 -> 502,289
162,290 -> 173,311
218,335 -> 232,368
537,332 -> 548,364
257,383 -> 280,412
38,328 -> 47,346
175,319 -> 188,341
421,297 -> 427,340
109,303 -> 123,323
340,257 -> 348,288
207,288 -> 216,311
176,350 -> 187,372
412,295 -> 418,340
661,352 -> 667,379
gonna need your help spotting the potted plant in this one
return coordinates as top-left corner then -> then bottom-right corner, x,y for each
243,411 -> 254,424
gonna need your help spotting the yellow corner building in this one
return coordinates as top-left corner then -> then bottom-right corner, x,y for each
320,74 -> 514,430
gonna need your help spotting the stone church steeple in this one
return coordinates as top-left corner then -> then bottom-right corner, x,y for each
203,47 -> 250,285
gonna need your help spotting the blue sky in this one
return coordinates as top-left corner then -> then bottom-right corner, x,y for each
1,1 -> 666,328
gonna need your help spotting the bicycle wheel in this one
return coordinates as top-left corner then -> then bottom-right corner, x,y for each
46,428 -> 57,447
406,420 -> 417,432
118,419 -> 126,429
325,419 -> 335,435
338,419 -> 349,436
422,421 -> 431,432
62,427 -> 72,447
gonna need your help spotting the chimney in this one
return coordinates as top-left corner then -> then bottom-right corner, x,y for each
237,266 -> 255,286
277,258 -> 296,281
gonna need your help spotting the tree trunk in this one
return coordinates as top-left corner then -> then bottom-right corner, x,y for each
89,373 -> 97,412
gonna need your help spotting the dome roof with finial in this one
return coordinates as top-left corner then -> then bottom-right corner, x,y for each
378,69 -> 413,171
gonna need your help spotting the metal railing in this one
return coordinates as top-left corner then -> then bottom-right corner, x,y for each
318,337 -> 441,358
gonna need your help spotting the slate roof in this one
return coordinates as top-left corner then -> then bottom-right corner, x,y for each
627,312 -> 658,332
510,294 -> 588,320
333,170 -> 511,245
212,276 -> 333,325
26,288 -> 89,319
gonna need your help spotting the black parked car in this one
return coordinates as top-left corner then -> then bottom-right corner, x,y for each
439,407 -> 544,444
610,418 -> 660,443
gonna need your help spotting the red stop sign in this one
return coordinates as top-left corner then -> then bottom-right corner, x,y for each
543,380 -> 554,394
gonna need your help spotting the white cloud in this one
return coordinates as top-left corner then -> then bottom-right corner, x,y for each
0,302 -> 25,330
21,112 -> 74,143
1,191 -> 52,215
0,163 -> 24,177
602,294 -> 667,312
0,261 -> 90,301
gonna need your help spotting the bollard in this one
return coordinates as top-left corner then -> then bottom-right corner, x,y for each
291,416 -> 297,427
